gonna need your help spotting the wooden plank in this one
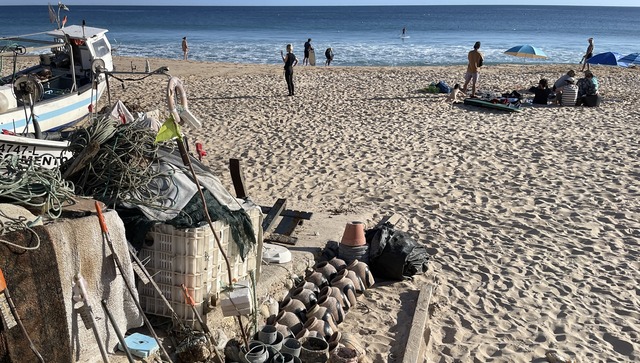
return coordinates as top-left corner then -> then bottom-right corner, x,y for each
262,198 -> 286,233
375,214 -> 402,228
274,216 -> 303,236
260,206 -> 313,220
402,284 -> 434,363
264,233 -> 298,245
229,158 -> 247,199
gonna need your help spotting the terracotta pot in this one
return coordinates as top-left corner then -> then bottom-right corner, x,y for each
314,261 -> 338,281
303,316 -> 337,342
319,286 -> 351,313
272,322 -> 294,339
340,221 -> 366,247
275,310 -> 303,336
290,286 -> 318,310
340,269 -> 365,295
346,259 -> 375,289
329,273 -> 357,308
327,257 -> 347,272
305,271 -> 329,289
328,331 -> 342,346
317,294 -> 345,324
329,347 -> 359,363
280,296 -> 307,322
299,336 -> 330,363
296,280 -> 321,295
305,302 -> 333,324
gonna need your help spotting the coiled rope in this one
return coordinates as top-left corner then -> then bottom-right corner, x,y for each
62,114 -> 177,209
0,210 -> 41,251
0,154 -> 75,219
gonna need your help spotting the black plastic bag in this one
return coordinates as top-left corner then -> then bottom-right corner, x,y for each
365,223 -> 429,280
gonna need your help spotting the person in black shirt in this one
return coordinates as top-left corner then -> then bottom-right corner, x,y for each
281,44 -> 298,96
325,47 -> 334,66
303,38 -> 312,66
530,78 -> 552,105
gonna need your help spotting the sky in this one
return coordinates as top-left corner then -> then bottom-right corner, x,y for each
6,1 -> 640,6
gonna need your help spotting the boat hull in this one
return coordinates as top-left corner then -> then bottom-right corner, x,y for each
0,133 -> 70,169
0,81 -> 106,134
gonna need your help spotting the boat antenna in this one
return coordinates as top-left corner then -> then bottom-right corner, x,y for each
82,20 -> 86,38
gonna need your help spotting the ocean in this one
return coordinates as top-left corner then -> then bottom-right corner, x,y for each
1,5 -> 639,66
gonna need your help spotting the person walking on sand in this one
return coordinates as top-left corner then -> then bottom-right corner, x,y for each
181,37 -> 189,61
581,37 -> 594,72
303,38 -> 312,66
462,41 -> 484,98
281,44 -> 298,96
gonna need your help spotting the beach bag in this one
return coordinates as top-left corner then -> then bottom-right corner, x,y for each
365,223 -> 430,280
436,80 -> 451,94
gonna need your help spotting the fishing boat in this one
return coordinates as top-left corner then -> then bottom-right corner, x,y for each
0,24 -> 113,136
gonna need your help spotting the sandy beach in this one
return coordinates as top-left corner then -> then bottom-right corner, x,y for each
95,56 -> 640,362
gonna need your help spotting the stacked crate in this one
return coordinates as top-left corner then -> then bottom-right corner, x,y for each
137,204 -> 263,323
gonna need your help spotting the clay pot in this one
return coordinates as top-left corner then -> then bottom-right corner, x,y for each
335,268 -> 365,295
296,280 -> 321,295
305,271 -> 329,289
340,333 -> 365,359
272,322 -> 293,339
329,347 -> 359,363
298,336 -> 330,363
305,302 -> 333,324
314,261 -> 338,281
318,294 -> 345,324
328,331 -> 342,346
346,259 -> 375,289
327,257 -> 347,272
340,221 -> 366,247
290,286 -> 318,310
303,316 -> 337,342
319,286 -> 351,313
280,296 -> 307,322
329,273 -> 357,308
275,311 -> 303,336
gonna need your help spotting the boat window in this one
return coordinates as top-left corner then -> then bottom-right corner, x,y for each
91,38 -> 110,58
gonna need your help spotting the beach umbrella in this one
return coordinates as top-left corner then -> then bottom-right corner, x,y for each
586,52 -> 623,66
504,45 -> 548,59
618,53 -> 640,66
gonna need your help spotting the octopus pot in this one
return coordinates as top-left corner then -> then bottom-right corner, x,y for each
298,336 -> 330,363
327,257 -> 347,272
295,280 -> 321,295
305,270 -> 329,289
317,294 -> 345,325
319,286 -> 351,313
275,310 -> 303,336
329,273 -> 358,308
303,316 -> 336,342
346,259 -> 375,289
280,296 -> 307,323
290,286 -> 318,310
313,261 -> 338,281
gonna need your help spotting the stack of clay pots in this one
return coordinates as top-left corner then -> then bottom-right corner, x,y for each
257,257 -> 375,363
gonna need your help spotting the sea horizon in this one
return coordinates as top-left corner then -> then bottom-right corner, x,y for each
1,5 -> 639,67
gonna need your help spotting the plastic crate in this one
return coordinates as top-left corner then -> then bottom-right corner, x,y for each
137,203 -> 263,319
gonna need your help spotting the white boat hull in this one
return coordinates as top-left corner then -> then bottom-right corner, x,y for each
0,133 -> 70,169
0,81 -> 106,134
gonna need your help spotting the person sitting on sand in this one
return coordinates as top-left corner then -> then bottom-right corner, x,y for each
557,77 -> 578,106
553,70 -> 576,103
445,84 -> 465,104
529,78 -> 552,105
577,70 -> 600,106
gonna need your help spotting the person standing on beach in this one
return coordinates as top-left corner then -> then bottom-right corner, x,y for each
182,37 -> 189,61
581,37 -> 594,72
325,47 -> 334,66
281,44 -> 298,96
462,41 -> 484,98
303,38 -> 312,66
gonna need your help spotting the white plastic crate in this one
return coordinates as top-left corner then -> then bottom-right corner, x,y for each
137,203 -> 263,319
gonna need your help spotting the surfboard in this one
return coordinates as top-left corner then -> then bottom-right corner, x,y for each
309,49 -> 316,66
463,98 -> 523,113
400,35 -> 410,39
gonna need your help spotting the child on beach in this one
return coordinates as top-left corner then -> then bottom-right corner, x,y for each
530,78 -> 552,105
445,84 -> 465,104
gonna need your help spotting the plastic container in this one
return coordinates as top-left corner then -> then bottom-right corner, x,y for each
137,203 -> 263,320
